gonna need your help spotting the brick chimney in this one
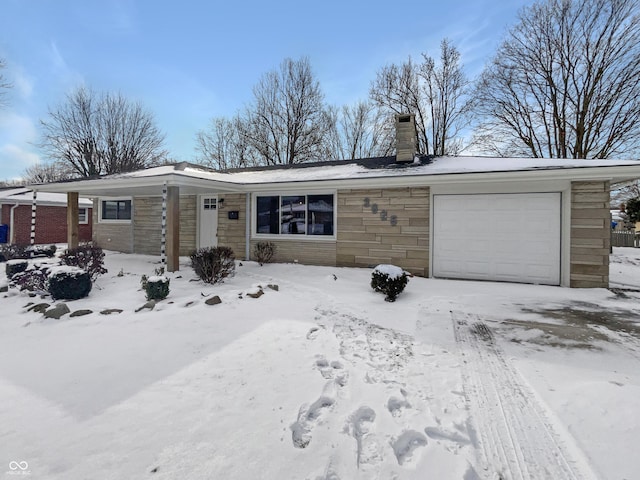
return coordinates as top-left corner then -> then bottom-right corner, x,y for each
395,113 -> 418,163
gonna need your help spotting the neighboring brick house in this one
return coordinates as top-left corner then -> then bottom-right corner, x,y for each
35,115 -> 640,288
0,188 -> 92,245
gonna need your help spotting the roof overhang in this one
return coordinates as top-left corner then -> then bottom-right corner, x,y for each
32,173 -> 245,197
31,164 -> 640,196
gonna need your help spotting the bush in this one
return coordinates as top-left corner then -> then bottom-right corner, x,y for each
60,243 -> 107,281
141,275 -> 170,300
25,244 -> 57,258
48,267 -> 92,300
12,265 -> 50,292
371,264 -> 409,302
0,244 -> 28,262
5,260 -> 28,279
254,241 -> 277,266
190,246 -> 235,284
141,268 -> 170,300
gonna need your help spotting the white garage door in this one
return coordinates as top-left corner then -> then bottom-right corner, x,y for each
433,193 -> 561,285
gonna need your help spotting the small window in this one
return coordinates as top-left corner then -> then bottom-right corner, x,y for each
78,207 -> 89,224
203,198 -> 217,210
101,199 -> 132,221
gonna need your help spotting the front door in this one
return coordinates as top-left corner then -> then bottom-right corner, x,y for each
199,195 -> 218,248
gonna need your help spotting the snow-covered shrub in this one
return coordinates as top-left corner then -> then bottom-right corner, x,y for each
60,243 -> 107,282
141,274 -> 170,300
12,265 -> 50,292
48,267 -> 92,300
371,264 -> 409,302
254,241 -> 277,266
0,244 -> 28,262
26,244 -> 57,258
5,259 -> 28,279
190,246 -> 235,284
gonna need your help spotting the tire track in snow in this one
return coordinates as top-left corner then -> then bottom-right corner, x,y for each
452,311 -> 596,480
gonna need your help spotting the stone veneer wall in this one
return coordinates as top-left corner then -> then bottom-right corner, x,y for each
336,187 -> 429,276
249,238 -> 337,266
92,199 -> 133,253
217,193 -> 247,259
570,181 -> 610,288
132,195 -> 197,256
94,195 -> 196,256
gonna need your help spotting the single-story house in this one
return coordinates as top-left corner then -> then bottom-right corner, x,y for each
34,115 -> 640,288
0,187 -> 93,245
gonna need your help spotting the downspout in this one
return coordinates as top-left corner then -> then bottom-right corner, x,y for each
9,203 -> 19,244
245,193 -> 250,261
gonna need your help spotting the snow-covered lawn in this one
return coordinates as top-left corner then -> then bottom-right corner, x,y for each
1,248 -> 640,479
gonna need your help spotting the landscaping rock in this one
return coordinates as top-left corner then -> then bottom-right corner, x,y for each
70,309 -> 93,318
135,300 -> 156,312
205,295 -> 222,306
247,289 -> 264,299
267,284 -> 279,292
28,303 -> 50,313
44,303 -> 70,320
100,309 -> 123,315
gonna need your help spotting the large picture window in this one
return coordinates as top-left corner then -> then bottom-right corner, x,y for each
256,194 -> 334,237
101,199 -> 132,221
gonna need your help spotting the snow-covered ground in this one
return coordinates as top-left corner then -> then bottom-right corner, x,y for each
1,248 -> 640,479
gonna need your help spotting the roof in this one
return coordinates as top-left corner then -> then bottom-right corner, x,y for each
30,155 -> 640,197
0,188 -> 93,207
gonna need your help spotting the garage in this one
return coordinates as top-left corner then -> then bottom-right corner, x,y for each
432,193 -> 561,285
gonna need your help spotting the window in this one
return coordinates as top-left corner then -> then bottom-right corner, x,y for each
101,199 -> 132,221
255,194 -> 334,237
78,208 -> 89,224
203,198 -> 217,210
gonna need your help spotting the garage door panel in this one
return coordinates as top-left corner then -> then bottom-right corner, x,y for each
433,193 -> 561,285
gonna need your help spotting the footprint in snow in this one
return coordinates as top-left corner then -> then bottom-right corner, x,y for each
391,430 -> 427,466
387,391 -> 411,418
291,381 -> 337,449
346,406 -> 382,469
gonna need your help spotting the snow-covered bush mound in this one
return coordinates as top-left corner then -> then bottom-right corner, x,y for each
371,264 -> 409,302
143,275 -> 170,301
48,266 -> 92,300
5,259 -> 28,279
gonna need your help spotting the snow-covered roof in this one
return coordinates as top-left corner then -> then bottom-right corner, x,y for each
0,188 -> 93,207
31,156 -> 640,196
106,156 -> 640,184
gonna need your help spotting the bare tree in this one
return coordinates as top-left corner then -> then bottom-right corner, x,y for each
474,0 -> 640,159
40,87 -> 166,177
99,92 -> 166,174
421,39 -> 471,156
195,115 -> 252,170
22,161 -> 75,184
326,101 -> 394,160
0,58 -> 10,107
242,57 -> 331,165
370,59 -> 429,153
370,40 -> 471,156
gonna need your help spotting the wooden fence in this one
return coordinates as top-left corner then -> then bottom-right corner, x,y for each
611,231 -> 640,247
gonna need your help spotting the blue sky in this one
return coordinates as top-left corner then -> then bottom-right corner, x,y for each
0,0 -> 525,180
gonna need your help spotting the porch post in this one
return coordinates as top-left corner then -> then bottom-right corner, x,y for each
30,190 -> 37,245
165,185 -> 180,272
67,192 -> 79,249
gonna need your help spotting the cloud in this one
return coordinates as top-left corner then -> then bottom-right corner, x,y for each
49,41 -> 84,88
0,112 -> 41,179
11,66 -> 34,99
